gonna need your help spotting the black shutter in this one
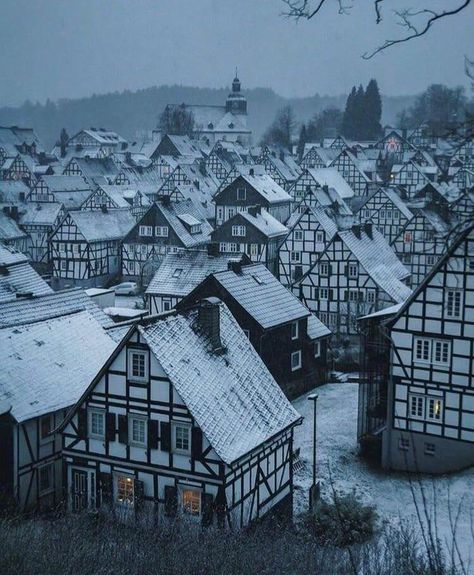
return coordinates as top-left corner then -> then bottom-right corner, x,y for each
164,485 -> 177,517
343,290 -> 347,301
201,493 -> 214,527
344,265 -> 348,277
77,408 -> 87,439
99,472 -> 113,506
160,422 -> 171,452
106,412 -> 116,441
314,288 -> 319,300
118,415 -> 128,444
215,485 -> 227,529
148,419 -> 159,450
134,479 -> 145,508
358,291 -> 364,302
191,427 -> 203,459
329,289 -> 334,301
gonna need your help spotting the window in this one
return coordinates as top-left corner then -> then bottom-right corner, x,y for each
39,463 -> 53,495
319,288 -> 329,300
250,243 -> 259,256
139,225 -> 153,237
316,232 -> 324,243
427,255 -> 436,266
427,398 -> 443,421
291,350 -> 302,371
393,211 -> 399,220
172,268 -> 183,278
294,229 -> 303,241
402,254 -> 412,264
60,260 -> 67,271
128,350 -> 148,382
425,443 -> 436,456
433,341 -> 450,365
89,408 -> 105,439
40,415 -> 53,442
414,338 -> 431,363
404,231 -> 412,243
314,341 -> 321,358
380,210 -> 386,219
116,475 -> 134,506
228,243 -> 239,253
398,438 -> 410,451
173,422 -> 191,454
363,209 -> 371,219
385,210 -> 392,220
228,208 -> 235,219
182,488 -> 201,516
348,289 -> 360,302
291,251 -> 301,263
409,395 -> 443,422
409,395 -> 424,420
129,415 -> 147,447
155,226 -> 169,237
232,225 -> 246,237
217,207 -> 224,220
348,264 -> 358,278
236,187 -> 246,201
291,321 -> 299,340
243,329 -> 250,339
366,290 -> 376,304
319,263 -> 329,276
162,299 -> 172,312
446,290 -> 462,318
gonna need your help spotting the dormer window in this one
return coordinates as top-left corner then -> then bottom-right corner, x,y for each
190,224 -> 201,234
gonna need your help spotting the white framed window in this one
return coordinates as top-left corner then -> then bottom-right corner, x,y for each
236,187 -> 246,201
404,231 -> 412,243
162,298 -> 172,312
250,243 -> 259,256
314,341 -> 321,358
409,395 -> 425,420
227,208 -> 235,219
181,486 -> 201,517
290,251 -> 301,263
414,338 -> 431,363
319,262 -> 329,276
291,321 -> 299,340
319,288 -> 329,300
380,210 -> 386,219
291,350 -> 302,371
366,289 -> 376,304
427,398 -> 443,421
127,349 -> 149,382
219,242 -> 227,252
139,225 -> 153,237
72,243 -> 80,254
409,395 -> 443,422
348,289 -> 360,302
232,225 -> 246,237
115,474 -> 135,506
348,264 -> 358,278
446,290 -> 462,318
60,260 -> 67,271
427,255 -> 436,266
294,230 -> 303,241
129,415 -> 147,447
40,414 -> 53,443
229,243 -> 239,253
88,408 -> 105,439
393,211 -> 399,220
316,232 -> 324,243
155,226 -> 169,237
433,340 -> 450,365
217,207 -> 224,220
172,422 -> 191,454
414,338 -> 450,366
39,463 -> 54,496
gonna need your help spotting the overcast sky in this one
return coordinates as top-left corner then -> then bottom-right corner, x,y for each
1,0 -> 472,106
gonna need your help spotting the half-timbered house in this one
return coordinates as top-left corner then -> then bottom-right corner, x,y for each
256,146 -> 301,191
28,175 -> 92,210
299,147 -> 338,170
390,161 -> 431,198
296,223 -> 412,337
0,310 -> 117,511
329,149 -> 376,197
66,128 -> 127,156
214,173 -> 292,226
210,205 -> 287,275
379,222 -> 474,473
60,299 -> 302,527
81,184 -> 151,219
0,209 -> 28,253
62,157 -> 119,187
50,208 -> 135,289
1,154 -> 37,188
19,202 -> 63,267
145,248 -> 249,314
121,199 -> 213,283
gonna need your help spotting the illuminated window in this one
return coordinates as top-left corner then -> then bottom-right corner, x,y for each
427,398 -> 443,421
116,475 -> 134,506
182,488 -> 201,516
173,422 -> 191,454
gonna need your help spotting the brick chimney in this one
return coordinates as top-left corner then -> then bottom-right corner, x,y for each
227,260 -> 242,274
248,205 -> 261,217
198,298 -> 223,352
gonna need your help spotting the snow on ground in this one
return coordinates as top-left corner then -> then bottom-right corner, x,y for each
292,382 -> 474,565
114,294 -> 145,309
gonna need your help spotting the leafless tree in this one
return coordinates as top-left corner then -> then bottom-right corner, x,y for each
281,1 -> 472,59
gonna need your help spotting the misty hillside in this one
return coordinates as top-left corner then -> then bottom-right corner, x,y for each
0,85 -> 416,149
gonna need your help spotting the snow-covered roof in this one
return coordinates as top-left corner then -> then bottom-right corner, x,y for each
307,168 -> 354,199
0,181 -> 29,203
0,244 -> 25,266
358,303 -> 404,321
39,175 -> 90,193
19,202 -> 62,226
0,252 -> 50,304
0,311 -> 117,423
338,226 -> 412,303
146,249 -> 247,297
70,128 -> 127,146
0,287 -> 114,328
140,304 -> 301,464
307,313 -> 331,339
68,208 -> 135,242
239,209 -> 288,238
208,263 -> 311,329
0,211 -> 27,240
229,173 -> 291,204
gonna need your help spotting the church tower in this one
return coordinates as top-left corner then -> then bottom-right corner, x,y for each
225,71 -> 247,120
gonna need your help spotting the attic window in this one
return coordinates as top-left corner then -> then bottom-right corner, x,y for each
208,122 -> 214,129
172,268 -> 183,278
190,224 -> 202,234
228,122 -> 235,129
252,274 -> 264,285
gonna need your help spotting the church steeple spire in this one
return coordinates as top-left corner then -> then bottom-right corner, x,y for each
232,69 -> 241,93
226,70 -> 247,118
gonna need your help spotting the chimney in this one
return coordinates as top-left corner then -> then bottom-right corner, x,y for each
206,242 -> 219,257
159,195 -> 171,206
322,184 -> 329,194
101,205 -> 108,213
364,222 -> 373,239
15,291 -> 34,299
198,298 -> 223,352
199,159 -> 207,176
352,224 -> 361,239
248,205 -> 261,217
249,167 -> 255,176
227,260 -> 242,274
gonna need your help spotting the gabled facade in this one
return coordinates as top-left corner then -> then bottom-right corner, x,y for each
380,222 -> 474,473
28,175 -> 91,210
296,223 -> 412,337
390,161 -> 430,198
256,147 -> 301,191
329,149 -> 373,197
60,301 -> 301,527
289,167 -> 354,204
1,154 -> 36,188
19,202 -> 64,266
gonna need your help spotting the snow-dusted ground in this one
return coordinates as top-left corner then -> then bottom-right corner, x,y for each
114,294 -> 145,309
292,382 -> 474,565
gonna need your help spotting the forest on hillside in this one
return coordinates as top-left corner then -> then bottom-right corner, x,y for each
0,85 -> 416,149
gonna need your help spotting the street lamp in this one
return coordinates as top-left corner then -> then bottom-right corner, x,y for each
308,393 -> 320,511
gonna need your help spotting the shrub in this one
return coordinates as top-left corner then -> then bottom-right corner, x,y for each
304,489 -> 378,546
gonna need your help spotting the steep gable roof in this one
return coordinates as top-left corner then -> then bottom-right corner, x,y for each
67,208 -> 135,242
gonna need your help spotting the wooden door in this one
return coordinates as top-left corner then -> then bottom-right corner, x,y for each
72,469 -> 88,512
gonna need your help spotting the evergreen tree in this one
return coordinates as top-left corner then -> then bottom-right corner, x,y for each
296,124 -> 307,161
364,79 -> 382,139
353,84 -> 366,140
260,105 -> 296,150
341,86 -> 357,139
58,128 -> 69,158
159,104 -> 195,136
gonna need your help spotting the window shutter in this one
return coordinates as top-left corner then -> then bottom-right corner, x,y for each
160,422 -> 171,452
344,265 -> 348,277
106,412 -> 116,442
164,485 -> 178,517
148,419 -> 159,450
134,479 -> 145,508
329,289 -> 334,301
191,427 -> 203,459
201,493 -> 214,527
343,290 -> 347,301
314,288 -> 319,300
99,472 -> 113,506
77,408 -> 87,439
118,415 -> 128,444
215,485 -> 227,528
358,291 -> 364,302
